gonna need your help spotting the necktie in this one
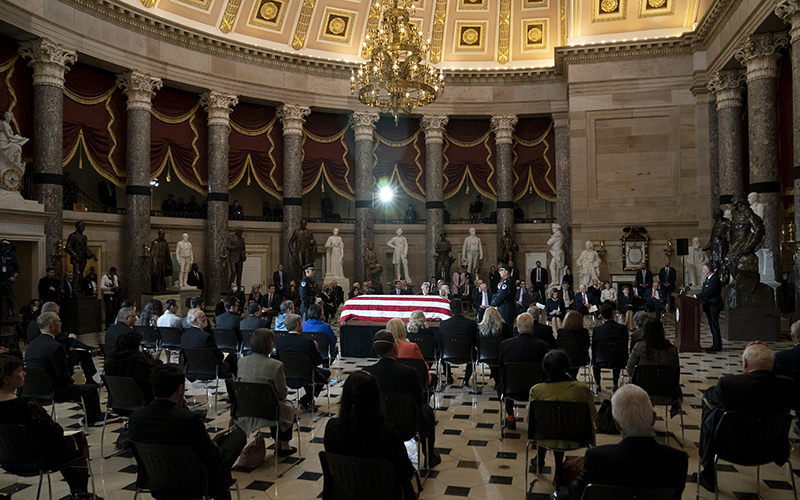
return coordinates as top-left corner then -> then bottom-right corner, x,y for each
537,268 -> 541,281
519,290 -> 523,301
583,293 -> 587,304
280,273 -> 283,287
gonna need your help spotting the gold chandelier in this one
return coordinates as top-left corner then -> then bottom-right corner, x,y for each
351,0 -> 444,123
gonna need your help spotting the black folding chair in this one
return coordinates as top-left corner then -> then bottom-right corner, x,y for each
99,343 -> 115,360
239,329 -> 254,356
100,375 -> 147,458
129,441 -> 240,500
182,348 -> 221,414
0,424 -> 97,500
133,325 -> 160,357
397,357 -> 433,403
319,451 -> 408,500
303,331 -> 333,365
19,367 -> 56,417
581,484 -> 682,500
225,380 -> 301,473
439,334 -> 477,392
212,328 -> 240,356
477,335 -> 503,389
157,327 -> 182,364
630,364 -> 684,446
591,338 -> 629,389
555,337 -> 592,385
407,332 -> 439,393
277,351 -> 329,417
383,392 -> 425,472
498,362 -> 547,440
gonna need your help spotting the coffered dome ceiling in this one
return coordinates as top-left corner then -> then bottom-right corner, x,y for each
121,0 -> 714,70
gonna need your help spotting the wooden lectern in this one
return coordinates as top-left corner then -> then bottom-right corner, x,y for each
673,293 -> 702,352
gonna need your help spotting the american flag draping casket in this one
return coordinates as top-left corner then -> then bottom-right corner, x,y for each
339,295 -> 453,324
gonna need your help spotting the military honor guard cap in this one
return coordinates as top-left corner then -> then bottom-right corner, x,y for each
303,263 -> 315,271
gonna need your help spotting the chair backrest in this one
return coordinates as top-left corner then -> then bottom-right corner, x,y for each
500,362 -> 547,401
158,327 -> 182,349
181,348 -> 219,380
0,424 -> 45,473
101,375 -> 147,415
440,334 -> 475,365
133,325 -> 160,346
714,411 -> 792,466
477,335 -> 503,365
630,364 -> 681,403
276,351 -> 316,388
580,484 -> 683,500
319,451 -> 404,500
528,400 -> 594,449
406,332 -> 437,362
225,380 -> 280,422
99,343 -> 115,358
129,441 -> 208,498
591,338 -> 628,369
396,358 -> 430,393
555,337 -> 589,368
212,328 -> 240,353
382,392 -> 420,442
303,332 -> 332,358
239,330 -> 254,353
19,367 -> 54,404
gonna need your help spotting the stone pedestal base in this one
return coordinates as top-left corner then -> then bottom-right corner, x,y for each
323,276 -> 349,294
757,249 -> 776,282
721,306 -> 780,342
143,289 -> 202,314
62,298 -> 101,335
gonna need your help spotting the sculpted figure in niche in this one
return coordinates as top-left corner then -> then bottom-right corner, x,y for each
175,233 -> 194,287
386,228 -> 410,281
325,228 -> 344,278
150,229 -> 173,292
703,209 -> 731,277
0,111 -> 27,170
723,194 -> 765,290
289,219 -> 316,275
65,221 -> 97,293
434,233 -> 455,279
547,224 -> 565,287
364,241 -> 383,290
226,226 -> 247,288
498,227 -> 519,264
462,228 -> 483,274
683,237 -> 707,287
577,241 -> 602,287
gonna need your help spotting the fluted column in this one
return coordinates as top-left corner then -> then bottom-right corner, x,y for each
735,31 -> 790,281
116,71 -> 162,303
277,104 -> 311,280
553,112 -> 572,266
18,39 -> 77,268
776,0 -> 800,308
491,115 -> 518,263
421,115 -> 449,278
706,70 -> 746,213
200,91 -> 239,297
350,112 -> 380,282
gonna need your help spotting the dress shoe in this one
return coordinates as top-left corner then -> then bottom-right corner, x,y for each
426,451 -> 442,469
504,416 -> 516,430
277,446 -> 297,457
705,345 -> 722,352
693,472 -> 716,492
299,399 -> 319,412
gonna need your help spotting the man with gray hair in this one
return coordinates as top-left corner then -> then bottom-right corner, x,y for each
695,342 -> 798,492
274,313 -> 330,412
565,384 -> 688,499
181,307 -> 237,379
105,306 -> 136,347
27,301 -> 98,381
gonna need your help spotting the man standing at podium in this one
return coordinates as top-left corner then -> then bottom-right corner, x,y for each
694,263 -> 722,352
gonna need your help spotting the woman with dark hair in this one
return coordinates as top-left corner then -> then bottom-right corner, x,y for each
0,355 -> 96,499
489,265 -> 499,294
235,328 -> 297,456
562,267 -> 574,289
618,285 -> 636,330
556,310 -> 590,380
136,299 -> 163,327
324,371 -> 415,498
104,331 -> 160,403
283,280 -> 298,306
546,288 -> 566,331
526,350 -> 596,489
626,318 -> 682,415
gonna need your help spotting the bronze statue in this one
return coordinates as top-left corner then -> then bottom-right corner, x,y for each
288,219 -> 316,274
150,229 -> 173,292
434,233 -> 455,279
499,227 -> 519,264
226,226 -> 247,288
364,241 -> 383,290
703,208 -> 731,280
723,194 -> 765,291
65,221 -> 97,293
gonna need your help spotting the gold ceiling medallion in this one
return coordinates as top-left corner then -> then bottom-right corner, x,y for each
172,0 -> 212,11
522,0 -> 548,8
454,21 -> 487,52
318,8 -> 356,44
351,0 -> 444,123
248,0 -> 287,31
638,0 -> 674,18
457,0 -> 488,11
528,28 -> 542,42
601,0 -> 618,13
522,19 -> 548,50
462,28 -> 479,44
649,0 -> 665,6
592,0 -> 627,22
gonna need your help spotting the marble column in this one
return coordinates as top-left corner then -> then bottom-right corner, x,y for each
200,91 -> 239,297
708,94 -> 720,216
735,31 -> 790,281
277,104 -> 311,281
116,70 -> 162,303
706,70 -> 745,213
350,112 -> 380,283
421,115 -> 449,278
553,112 -> 572,266
776,0 -> 800,309
491,115 -> 518,263
18,38 -> 77,268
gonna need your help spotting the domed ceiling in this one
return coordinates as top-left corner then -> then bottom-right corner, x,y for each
120,0 -> 714,70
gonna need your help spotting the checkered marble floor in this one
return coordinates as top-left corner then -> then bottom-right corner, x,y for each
3,311 -> 800,500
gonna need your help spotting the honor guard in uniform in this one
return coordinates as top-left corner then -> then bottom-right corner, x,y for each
299,263 -> 318,320
491,264 -> 516,327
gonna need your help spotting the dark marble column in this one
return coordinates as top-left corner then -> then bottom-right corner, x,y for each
18,38 -> 77,268
421,115 -> 449,278
200,91 -> 239,297
491,115 -> 518,264
349,112 -> 380,282
706,70 -> 745,213
116,70 -> 162,304
277,104 -> 311,280
553,112 -> 572,266
735,31 -> 790,281
708,94 -> 720,216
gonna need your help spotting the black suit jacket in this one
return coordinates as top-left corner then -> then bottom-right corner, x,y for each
591,319 -> 629,344
25,333 -> 75,388
498,332 -> 550,367
239,315 -> 269,331
180,327 -> 224,377
261,293 -> 281,311
659,266 -> 677,289
637,269 -> 653,288
273,270 -> 288,293
105,322 -> 133,348
362,358 -> 424,408
275,332 -> 324,367
575,291 -> 593,313
187,270 -> 204,290
61,279 -> 76,300
568,436 -> 688,499
437,314 -> 478,353
38,277 -> 60,304
531,321 -> 557,348
696,272 -> 723,312
774,344 -> 800,377
530,267 -> 549,290
214,311 -> 241,334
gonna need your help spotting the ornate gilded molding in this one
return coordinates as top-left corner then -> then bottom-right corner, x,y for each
277,104 -> 311,136
18,38 -> 77,88
734,32 -> 790,82
219,0 -> 244,34
139,0 -> 155,7
430,0 -> 447,63
200,91 -> 239,126
592,0 -> 627,23
706,70 -> 745,110
291,0 -> 317,51
116,70 -> 163,110
776,1 -> 800,43
638,0 -> 675,19
490,115 -> 518,144
349,112 -> 380,142
497,0 -> 511,64
420,115 -> 450,143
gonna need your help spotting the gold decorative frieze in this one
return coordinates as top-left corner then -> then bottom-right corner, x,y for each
291,0 -> 317,50
361,1 -> 382,58
592,0 -> 627,22
140,0 -> 156,8
318,8 -> 356,44
638,0 -> 674,18
172,0 -> 212,11
249,0 -> 288,31
219,0 -> 243,34
522,19 -> 548,50
497,0 -> 511,64
523,0 -> 549,8
454,21 -> 487,52
458,0 -> 488,11
429,0 -> 447,63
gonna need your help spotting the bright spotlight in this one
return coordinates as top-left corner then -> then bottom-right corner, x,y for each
379,186 -> 393,202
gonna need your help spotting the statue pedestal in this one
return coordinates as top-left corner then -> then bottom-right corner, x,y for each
757,249 -> 776,283
62,298 -> 101,335
721,284 -> 778,341
324,276 -> 349,295
143,288 -> 201,314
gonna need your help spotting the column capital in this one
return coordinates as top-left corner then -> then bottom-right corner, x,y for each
706,70 -> 745,110
277,104 -> 311,136
200,91 -> 239,126
552,112 -> 569,128
490,115 -> 518,144
349,112 -> 380,142
18,38 -> 77,88
420,115 -> 449,144
776,1 -> 800,43
734,32 -> 789,82
116,70 -> 163,111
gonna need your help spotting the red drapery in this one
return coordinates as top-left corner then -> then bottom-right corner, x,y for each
443,119 -> 496,199
373,117 -> 426,200
302,112 -> 355,200
0,36 -> 33,162
513,118 -> 556,202
229,102 -> 283,196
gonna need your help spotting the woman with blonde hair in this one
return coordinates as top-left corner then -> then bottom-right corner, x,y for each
439,284 -> 452,300
478,307 -> 510,338
387,316 -> 430,383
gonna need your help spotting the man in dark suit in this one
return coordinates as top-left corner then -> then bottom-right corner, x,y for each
643,281 -> 665,320
181,308 -> 237,379
128,364 -> 246,500
186,263 -> 204,292
362,330 -> 441,468
437,299 -> 478,387
498,312 -> 550,430
28,302 -> 98,382
586,278 -> 602,306
38,267 -> 60,304
528,306 -> 556,347
214,297 -> 241,335
260,284 -> 281,327
636,263 -> 653,297
566,384 -> 688,499
417,282 -> 434,296
694,263 -> 723,351
61,271 -> 76,301
105,306 -> 136,347
474,282 -> 492,322
491,264 -> 516,328
658,258 -> 676,311
240,302 -> 269,331
273,264 -> 288,299
25,311 -> 104,425
392,280 -> 412,295
695,342 -> 798,492
591,303 -> 629,392
574,284 -> 592,315
274,314 -> 330,412
515,280 -> 533,315
530,261 -> 549,303
774,321 -> 800,377
507,259 -> 520,283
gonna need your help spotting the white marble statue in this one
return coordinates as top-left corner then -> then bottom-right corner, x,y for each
175,233 -> 194,287
683,237 -> 707,287
386,228 -> 410,281
462,228 -> 483,272
324,228 -> 345,278
748,192 -> 765,221
577,240 -> 601,287
0,111 -> 27,171
547,224 -> 565,288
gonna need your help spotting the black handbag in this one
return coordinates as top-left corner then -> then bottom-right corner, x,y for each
595,399 -> 620,434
